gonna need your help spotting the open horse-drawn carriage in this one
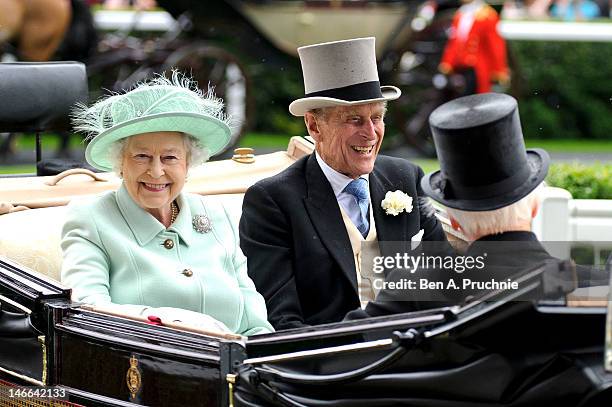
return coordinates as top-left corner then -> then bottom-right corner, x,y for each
0,61 -> 611,406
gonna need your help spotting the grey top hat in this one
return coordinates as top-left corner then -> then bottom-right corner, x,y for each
288,37 -> 401,116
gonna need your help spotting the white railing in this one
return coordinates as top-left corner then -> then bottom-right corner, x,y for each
499,21 -> 612,42
94,10 -> 177,31
93,11 -> 612,43
533,187 -> 612,260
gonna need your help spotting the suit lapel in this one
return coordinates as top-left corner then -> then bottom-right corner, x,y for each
303,155 -> 358,292
370,167 -> 409,243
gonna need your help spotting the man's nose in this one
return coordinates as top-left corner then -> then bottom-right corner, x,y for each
362,119 -> 378,139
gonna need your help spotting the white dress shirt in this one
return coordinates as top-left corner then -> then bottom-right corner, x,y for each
316,153 -> 380,307
315,152 -> 371,232
457,0 -> 484,41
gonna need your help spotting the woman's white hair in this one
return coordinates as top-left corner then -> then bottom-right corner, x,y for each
445,183 -> 545,239
109,132 -> 210,176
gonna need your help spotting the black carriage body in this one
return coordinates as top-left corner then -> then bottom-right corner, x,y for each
55,313 -> 227,406
0,257 -> 241,407
238,308 -> 611,406
235,261 -> 612,406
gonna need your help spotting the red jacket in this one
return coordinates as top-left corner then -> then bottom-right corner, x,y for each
440,3 -> 509,93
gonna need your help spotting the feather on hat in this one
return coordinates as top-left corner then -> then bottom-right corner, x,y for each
73,71 -> 232,171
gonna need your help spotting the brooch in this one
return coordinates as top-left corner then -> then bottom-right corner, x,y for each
192,214 -> 212,233
381,190 -> 413,216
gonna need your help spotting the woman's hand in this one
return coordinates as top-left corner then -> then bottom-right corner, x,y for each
144,307 -> 231,333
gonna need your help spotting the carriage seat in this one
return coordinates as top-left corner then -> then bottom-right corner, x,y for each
0,61 -> 89,175
0,192 -> 465,283
0,194 -> 245,282
0,62 -> 87,132
0,136 -> 315,284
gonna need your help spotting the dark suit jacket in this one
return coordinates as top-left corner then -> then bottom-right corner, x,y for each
345,231 -> 581,320
239,153 -> 448,330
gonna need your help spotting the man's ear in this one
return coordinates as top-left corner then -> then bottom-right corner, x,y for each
304,112 -> 322,141
449,216 -> 461,231
531,200 -> 540,219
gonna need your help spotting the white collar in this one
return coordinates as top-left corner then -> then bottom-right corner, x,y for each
315,152 -> 369,198
460,0 -> 484,14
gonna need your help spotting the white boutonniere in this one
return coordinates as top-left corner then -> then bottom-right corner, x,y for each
381,190 -> 413,216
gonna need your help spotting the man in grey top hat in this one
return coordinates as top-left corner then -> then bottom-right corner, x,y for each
239,37 -> 448,330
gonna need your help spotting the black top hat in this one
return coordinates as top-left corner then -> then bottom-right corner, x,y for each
421,93 -> 550,211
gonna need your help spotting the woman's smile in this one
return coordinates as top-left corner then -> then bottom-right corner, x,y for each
141,182 -> 171,192
121,132 -> 188,223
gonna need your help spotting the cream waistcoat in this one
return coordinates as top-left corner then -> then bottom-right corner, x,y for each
338,205 -> 381,308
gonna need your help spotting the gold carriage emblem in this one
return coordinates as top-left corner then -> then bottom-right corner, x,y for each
126,355 -> 142,400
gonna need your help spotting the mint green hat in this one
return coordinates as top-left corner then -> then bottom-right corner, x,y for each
73,71 -> 231,171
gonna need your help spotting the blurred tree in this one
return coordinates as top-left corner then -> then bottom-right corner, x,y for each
511,40 -> 612,139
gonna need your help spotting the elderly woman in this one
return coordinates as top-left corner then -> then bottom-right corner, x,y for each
61,72 -> 273,336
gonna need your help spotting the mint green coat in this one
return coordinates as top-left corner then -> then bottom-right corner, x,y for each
61,184 -> 273,336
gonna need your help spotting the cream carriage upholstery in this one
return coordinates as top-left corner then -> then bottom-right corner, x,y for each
0,194 -> 245,282
0,137 -> 315,282
0,135 -> 468,283
0,60 -> 310,282
0,62 -> 462,286
0,206 -> 67,281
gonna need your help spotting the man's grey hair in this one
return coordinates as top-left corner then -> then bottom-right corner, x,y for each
308,101 -> 388,122
108,133 -> 210,176
445,183 -> 545,239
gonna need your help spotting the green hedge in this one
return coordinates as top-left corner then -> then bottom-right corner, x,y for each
509,40 -> 612,140
547,162 -> 612,199
250,59 -> 303,136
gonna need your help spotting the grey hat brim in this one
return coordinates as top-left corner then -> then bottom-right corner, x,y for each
289,85 -> 401,116
421,149 -> 550,211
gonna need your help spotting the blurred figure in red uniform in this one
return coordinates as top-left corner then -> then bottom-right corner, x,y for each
439,0 -> 510,94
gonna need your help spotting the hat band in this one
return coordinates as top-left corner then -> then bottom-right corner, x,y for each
442,164 -> 531,200
304,81 -> 383,101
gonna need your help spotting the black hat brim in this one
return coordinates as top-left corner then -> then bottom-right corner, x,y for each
289,86 -> 401,116
421,148 -> 550,211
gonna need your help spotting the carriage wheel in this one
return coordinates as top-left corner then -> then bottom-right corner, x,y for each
162,43 -> 253,157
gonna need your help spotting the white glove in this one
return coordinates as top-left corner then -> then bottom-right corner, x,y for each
144,307 -> 231,333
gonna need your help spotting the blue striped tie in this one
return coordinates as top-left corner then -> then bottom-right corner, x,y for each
344,178 -> 370,237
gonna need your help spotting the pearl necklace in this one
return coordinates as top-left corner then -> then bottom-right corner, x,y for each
170,201 -> 179,224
